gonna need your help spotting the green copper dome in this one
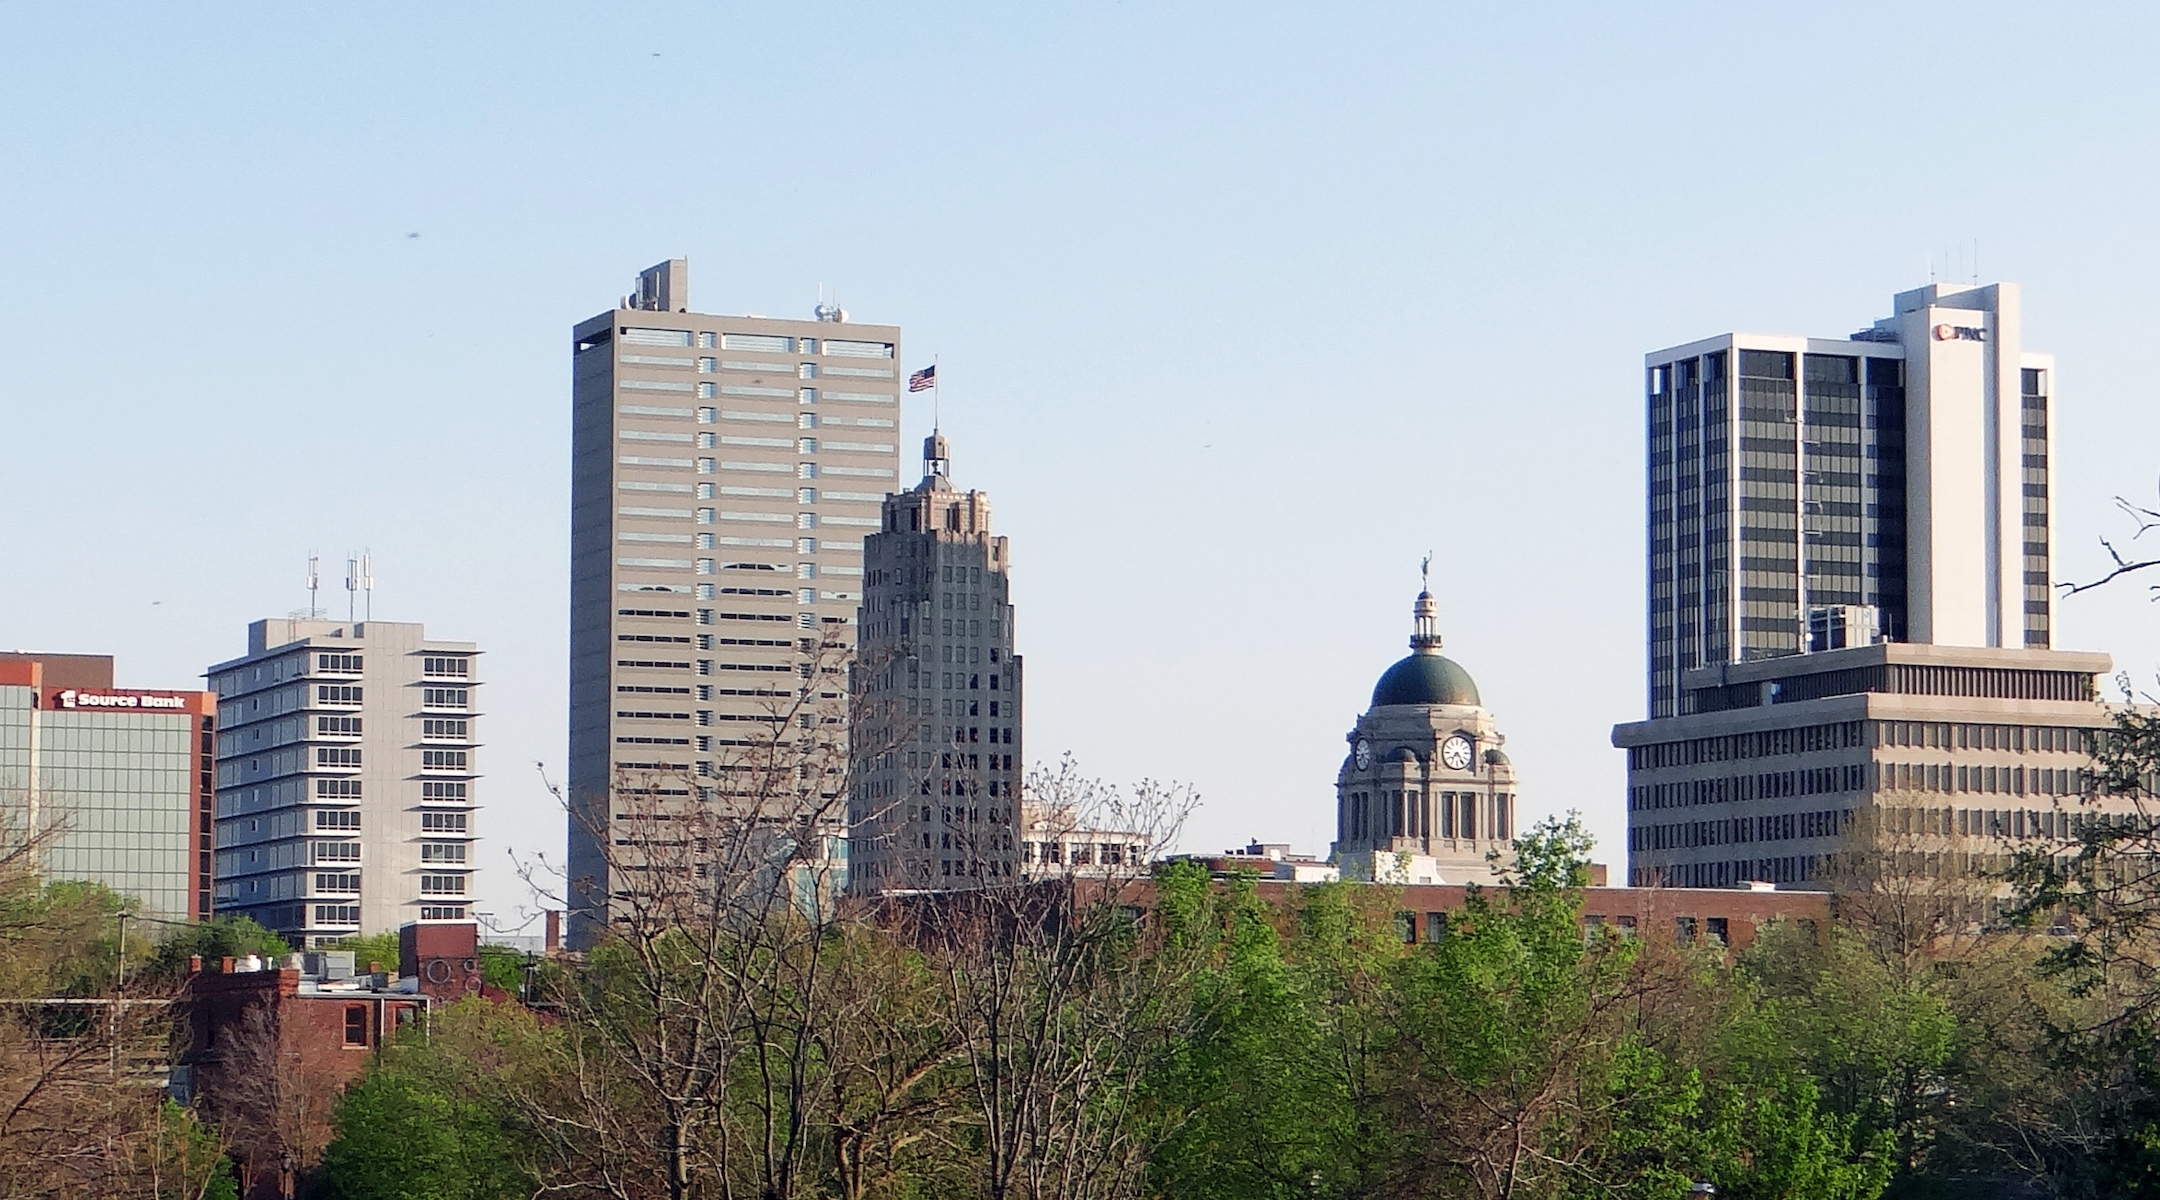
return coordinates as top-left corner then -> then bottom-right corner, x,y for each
1368,584 -> 1481,708
1371,652 -> 1481,708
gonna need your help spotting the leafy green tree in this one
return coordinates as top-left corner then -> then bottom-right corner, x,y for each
146,914 -> 287,979
316,999 -> 547,1200
1146,874 -> 1367,1200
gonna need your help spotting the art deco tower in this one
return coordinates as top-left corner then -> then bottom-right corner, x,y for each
847,433 -> 1024,892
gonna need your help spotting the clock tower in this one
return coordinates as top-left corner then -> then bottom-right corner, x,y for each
1332,580 -> 1519,885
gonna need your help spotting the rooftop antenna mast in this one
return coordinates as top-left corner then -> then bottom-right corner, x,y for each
362,550 -> 374,621
307,553 -> 321,617
344,554 -> 359,623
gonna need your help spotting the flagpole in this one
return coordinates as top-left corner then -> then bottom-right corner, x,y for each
932,353 -> 940,433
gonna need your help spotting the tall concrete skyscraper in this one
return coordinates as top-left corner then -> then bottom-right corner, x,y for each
570,260 -> 902,936
1617,282 -> 2127,890
209,619 -> 481,945
847,433 -> 1024,892
1643,281 -> 2053,718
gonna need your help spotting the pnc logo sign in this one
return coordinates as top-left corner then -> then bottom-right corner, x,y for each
1932,323 -> 1989,342
52,689 -> 188,711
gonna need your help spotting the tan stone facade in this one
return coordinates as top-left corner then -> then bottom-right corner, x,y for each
1331,589 -> 1519,885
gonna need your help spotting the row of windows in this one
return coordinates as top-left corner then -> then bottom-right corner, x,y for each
1628,721 -> 1868,769
1343,791 -> 1513,843
1628,764 -> 1867,810
1630,719 -> 2092,771
1630,809 -> 1850,851
613,328 -> 894,358
1631,857 -> 1821,888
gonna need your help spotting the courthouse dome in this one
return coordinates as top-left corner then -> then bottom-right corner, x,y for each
1368,585 -> 1481,709
1371,652 -> 1481,708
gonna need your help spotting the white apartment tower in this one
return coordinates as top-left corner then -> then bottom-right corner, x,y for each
209,619 -> 481,946
847,433 -> 1024,892
1644,281 -> 2053,718
569,260 -> 903,939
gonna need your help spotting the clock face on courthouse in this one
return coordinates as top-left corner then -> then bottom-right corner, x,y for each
1441,735 -> 1474,771
1355,738 -> 1372,769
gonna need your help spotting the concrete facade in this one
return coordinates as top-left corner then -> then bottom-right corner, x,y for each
209,619 -> 481,946
1615,642 -> 2126,889
569,260 -> 902,939
1332,588 -> 1519,885
848,434 -> 1023,892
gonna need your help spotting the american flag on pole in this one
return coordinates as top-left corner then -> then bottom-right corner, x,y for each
908,365 -> 936,392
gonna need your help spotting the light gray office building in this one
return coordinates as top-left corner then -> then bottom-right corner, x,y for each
1617,281 -> 2131,889
569,260 -> 902,937
209,619 -> 481,944
847,433 -> 1024,892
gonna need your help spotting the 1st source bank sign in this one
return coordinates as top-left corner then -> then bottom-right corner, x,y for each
49,689 -> 189,711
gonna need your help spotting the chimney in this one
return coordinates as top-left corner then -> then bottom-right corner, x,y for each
545,910 -> 561,953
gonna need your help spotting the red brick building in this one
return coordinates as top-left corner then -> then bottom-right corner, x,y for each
174,923 -> 492,1199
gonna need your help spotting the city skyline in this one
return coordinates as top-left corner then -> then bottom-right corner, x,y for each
9,8 -> 2160,920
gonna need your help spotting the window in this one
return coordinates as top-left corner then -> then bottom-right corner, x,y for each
697,407 -> 716,423
422,657 -> 471,678
315,779 -> 361,799
721,333 -> 793,353
797,488 -> 817,503
317,715 -> 362,736
318,685 -> 363,705
697,382 -> 716,398
799,412 -> 818,429
823,338 -> 894,358
316,904 -> 360,925
420,874 -> 467,895
420,905 -> 466,920
421,811 -> 468,833
314,841 -> 360,862
317,653 -> 363,673
344,1004 -> 369,1047
422,719 -> 469,739
798,437 -> 818,453
697,357 -> 715,373
421,842 -> 468,863
798,513 -> 817,529
422,687 -> 468,709
315,810 -> 361,830
317,747 -> 362,768
697,331 -> 715,348
622,328 -> 693,347
421,781 -> 468,801
314,873 -> 360,892
798,462 -> 817,479
422,749 -> 469,771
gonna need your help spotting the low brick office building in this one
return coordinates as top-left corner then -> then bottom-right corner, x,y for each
175,923 -> 492,1198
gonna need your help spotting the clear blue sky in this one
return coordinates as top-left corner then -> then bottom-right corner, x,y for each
7,4 -> 2160,927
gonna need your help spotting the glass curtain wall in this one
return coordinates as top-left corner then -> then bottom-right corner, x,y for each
1865,358 -> 1908,640
1737,351 -> 1799,661
1802,355 -> 1865,612
2020,368 -> 2051,648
